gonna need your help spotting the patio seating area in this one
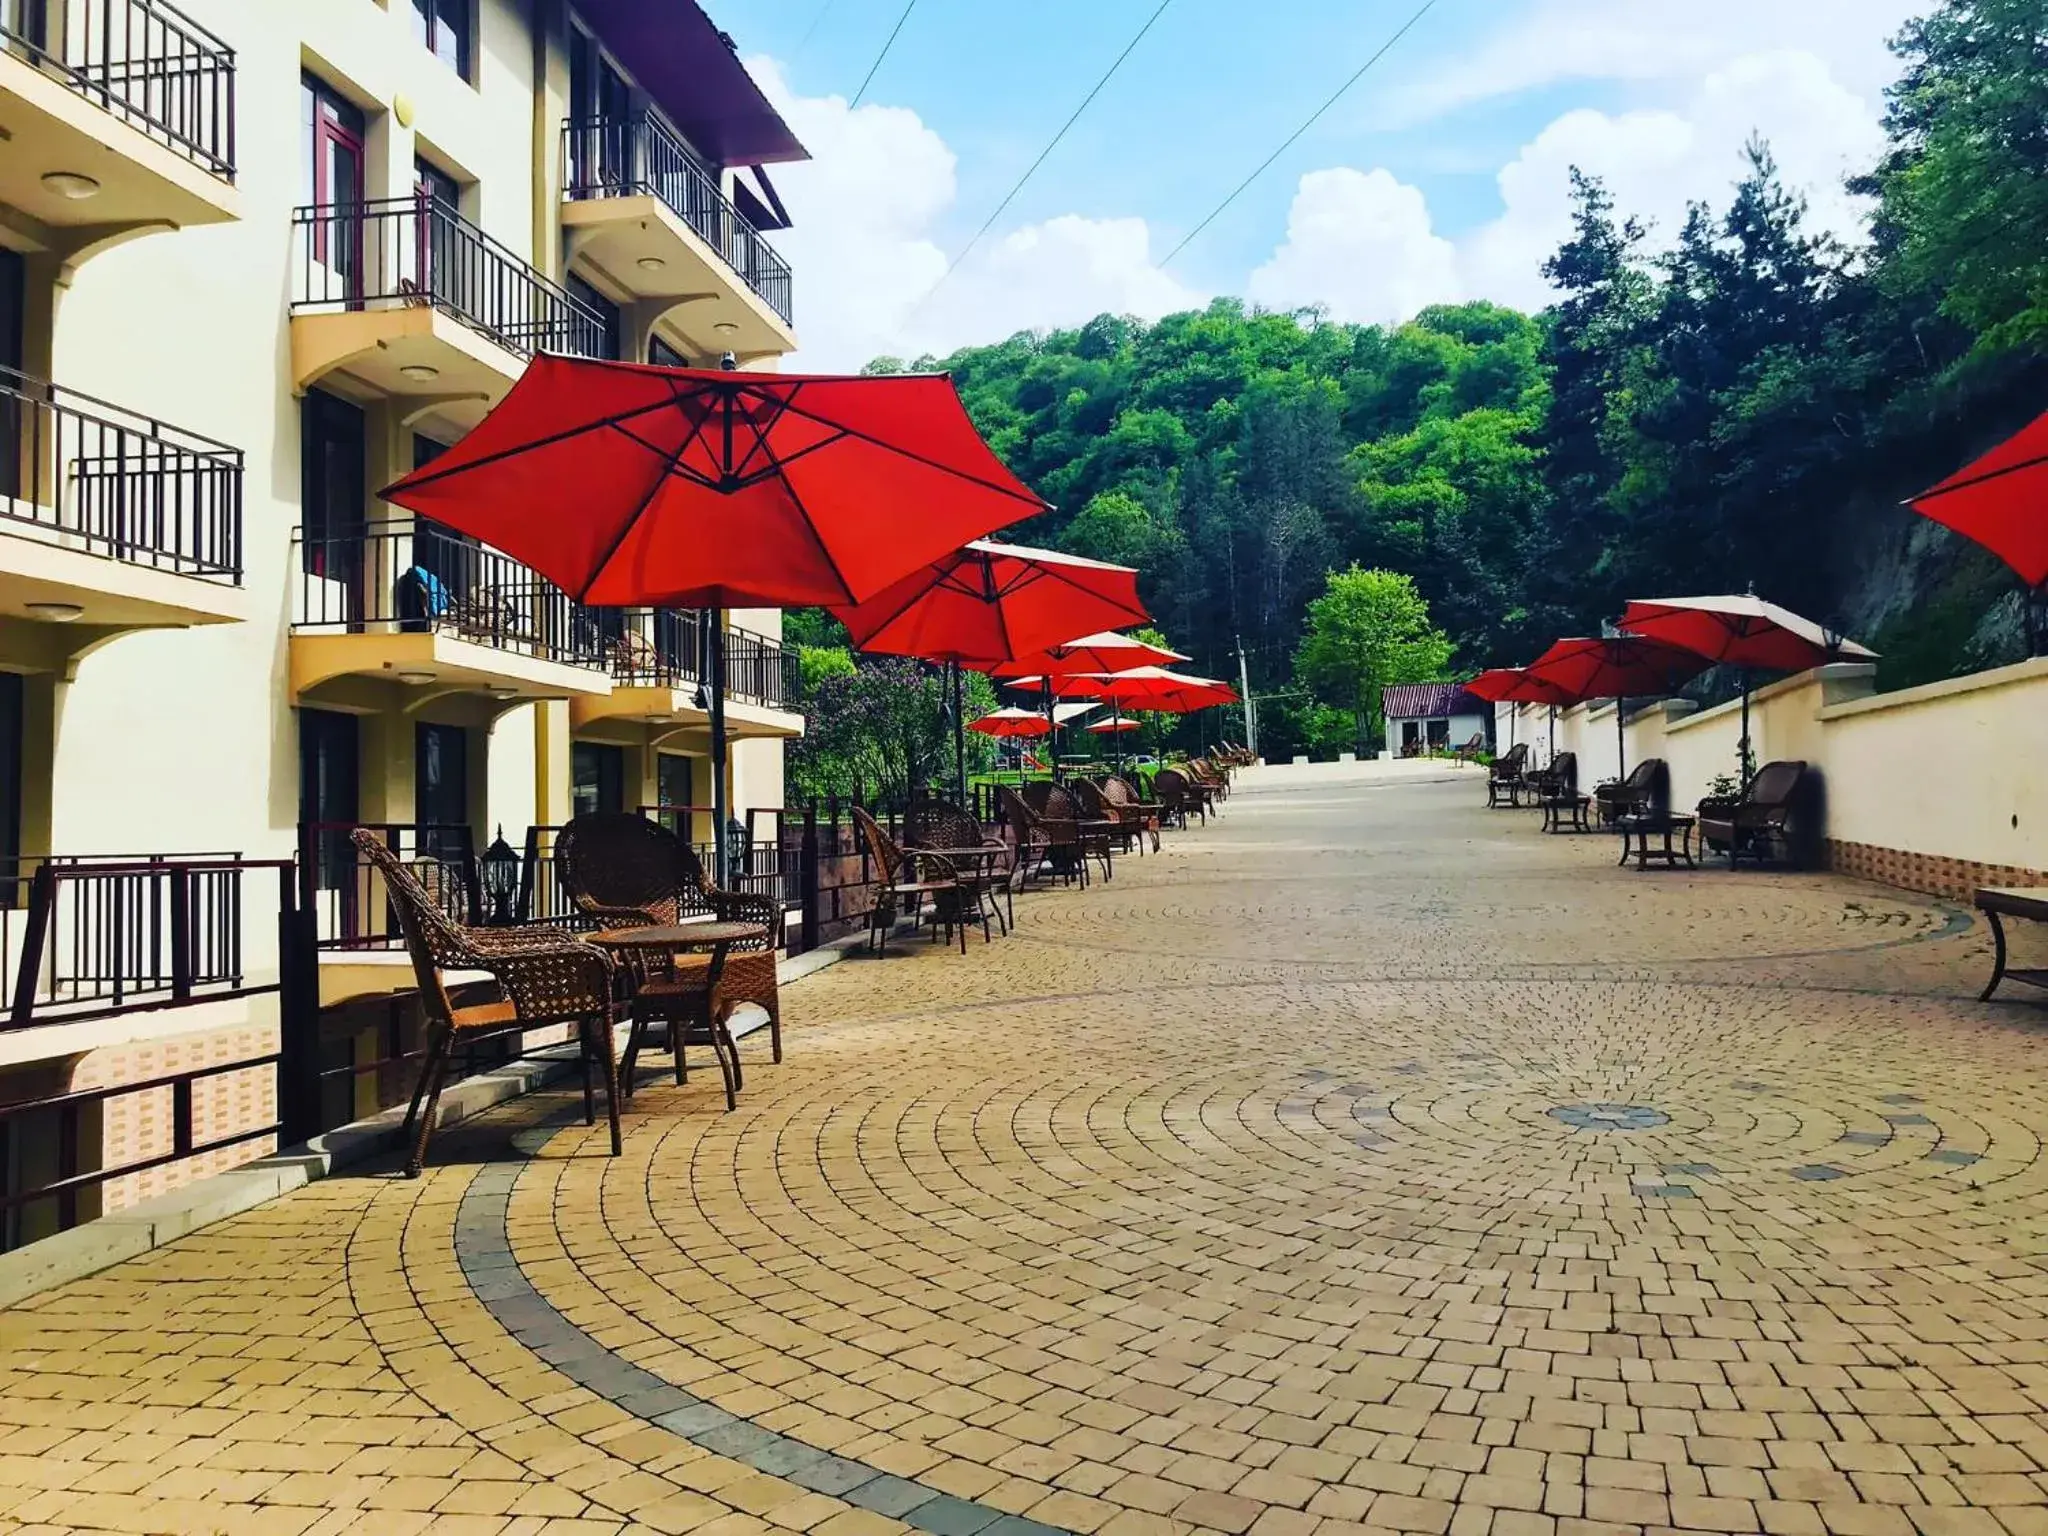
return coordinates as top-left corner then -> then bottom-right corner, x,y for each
7,762 -> 2048,1536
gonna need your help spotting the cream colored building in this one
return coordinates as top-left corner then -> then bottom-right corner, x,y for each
0,0 -> 805,1243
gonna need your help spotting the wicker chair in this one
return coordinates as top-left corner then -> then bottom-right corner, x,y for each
554,813 -> 783,1097
1698,761 -> 1813,868
1523,750 -> 1576,802
1022,781 -> 1112,885
1185,758 -> 1230,801
1098,775 -> 1163,852
1074,778 -> 1146,857
904,796 -> 1014,934
353,830 -> 622,1177
851,806 -> 979,952
1594,758 -> 1668,824
1487,743 -> 1529,807
1153,768 -> 1205,829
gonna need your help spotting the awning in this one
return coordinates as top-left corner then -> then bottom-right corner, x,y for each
577,0 -> 810,167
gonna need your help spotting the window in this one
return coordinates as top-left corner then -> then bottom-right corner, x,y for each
415,723 -> 469,854
567,24 -> 633,189
300,389 -> 365,591
0,248 -> 21,502
567,274 -> 620,360
657,753 -> 694,814
412,0 -> 472,79
648,334 -> 688,368
297,708 -> 360,894
301,77 -> 365,287
0,672 -> 22,903
571,743 -> 624,818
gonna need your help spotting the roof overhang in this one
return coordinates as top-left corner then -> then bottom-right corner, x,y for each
577,0 -> 809,167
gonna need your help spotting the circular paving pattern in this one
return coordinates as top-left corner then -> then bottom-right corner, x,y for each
1546,1102 -> 1671,1130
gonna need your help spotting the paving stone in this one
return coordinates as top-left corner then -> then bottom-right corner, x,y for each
3,771 -> 2043,1536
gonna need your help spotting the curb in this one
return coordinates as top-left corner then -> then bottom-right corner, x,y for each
0,934 -> 864,1309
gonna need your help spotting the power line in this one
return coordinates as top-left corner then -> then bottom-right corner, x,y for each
1160,0 -> 1443,268
907,0 -> 1177,318
849,0 -> 918,108
792,0 -> 836,61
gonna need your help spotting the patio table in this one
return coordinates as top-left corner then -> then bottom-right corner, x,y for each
583,920 -> 768,1106
904,843 -> 1015,933
1616,812 -> 1696,870
1540,792 -> 1592,833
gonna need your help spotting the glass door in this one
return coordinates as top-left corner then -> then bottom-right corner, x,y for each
414,722 -> 469,858
302,76 -> 366,305
300,390 -> 367,623
298,708 -> 361,896
0,248 -> 20,503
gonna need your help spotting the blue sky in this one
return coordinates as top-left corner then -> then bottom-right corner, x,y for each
702,0 -> 1924,367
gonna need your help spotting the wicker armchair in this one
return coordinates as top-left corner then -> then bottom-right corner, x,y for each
1698,761 -> 1812,868
1074,778 -> 1146,857
555,813 -> 783,1092
1153,768 -> 1205,829
1594,758 -> 1668,824
1185,758 -> 1230,801
352,829 -> 622,1177
904,796 -> 1014,934
1098,775 -> 1163,852
1022,781 -> 1111,886
1487,743 -> 1529,808
1523,750 -> 1577,802
852,806 -> 980,952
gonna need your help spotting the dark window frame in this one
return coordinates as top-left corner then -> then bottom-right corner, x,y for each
412,0 -> 475,80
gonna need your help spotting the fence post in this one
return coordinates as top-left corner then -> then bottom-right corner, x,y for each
799,801 -> 820,955
276,866 -> 325,1146
168,865 -> 193,1003
9,863 -> 55,1028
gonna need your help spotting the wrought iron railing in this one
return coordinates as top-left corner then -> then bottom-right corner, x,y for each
291,195 -> 611,359
563,112 -> 794,325
0,853 -> 290,1028
298,821 -> 479,951
600,609 -> 798,709
292,522 -> 612,673
0,362 -> 243,580
0,0 -> 236,178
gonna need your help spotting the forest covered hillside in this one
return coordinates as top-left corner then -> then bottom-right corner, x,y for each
846,0 -> 2048,760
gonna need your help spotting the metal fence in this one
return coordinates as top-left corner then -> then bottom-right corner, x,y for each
563,111 -> 794,324
298,821 -> 479,951
291,522 -> 613,674
0,0 -> 236,177
0,362 -> 243,580
604,610 -> 799,708
0,855 -> 313,1253
291,194 -> 611,359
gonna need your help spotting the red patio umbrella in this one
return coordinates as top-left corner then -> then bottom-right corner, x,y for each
1620,594 -> 1876,779
1908,406 -> 2048,653
1029,667 -> 1239,712
990,630 -> 1189,678
379,357 -> 1048,877
1086,717 -> 1144,733
1466,668 -> 1575,757
970,707 -> 1052,739
1524,636 -> 1708,782
833,540 -> 1147,803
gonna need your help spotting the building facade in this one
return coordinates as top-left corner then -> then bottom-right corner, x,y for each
0,0 -> 806,1245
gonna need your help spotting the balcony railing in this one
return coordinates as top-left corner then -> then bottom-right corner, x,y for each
0,0 -> 236,178
292,522 -> 612,673
603,608 -> 798,709
0,362 -> 243,581
291,195 -> 611,361
2,853 -> 292,1029
563,112 -> 794,326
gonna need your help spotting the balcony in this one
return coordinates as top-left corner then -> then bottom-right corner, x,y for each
562,113 -> 796,360
289,522 -> 613,706
0,362 -> 245,641
290,196 -> 609,430
571,608 -> 803,743
0,0 -> 237,258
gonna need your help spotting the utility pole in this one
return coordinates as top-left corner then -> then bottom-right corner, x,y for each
1235,636 -> 1258,760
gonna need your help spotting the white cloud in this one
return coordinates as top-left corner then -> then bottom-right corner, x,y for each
1387,0 -> 1920,126
749,58 -> 1199,368
1246,168 -> 1461,325
1249,47 -> 1889,323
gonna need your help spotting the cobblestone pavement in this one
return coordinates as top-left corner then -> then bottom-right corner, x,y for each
5,767 -> 2048,1536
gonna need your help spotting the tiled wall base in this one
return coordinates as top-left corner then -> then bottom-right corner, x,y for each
1826,839 -> 2047,903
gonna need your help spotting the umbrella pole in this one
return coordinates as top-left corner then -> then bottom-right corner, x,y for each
709,613 -> 730,885
1739,673 -> 1753,786
1616,696 -> 1627,784
951,661 -> 967,806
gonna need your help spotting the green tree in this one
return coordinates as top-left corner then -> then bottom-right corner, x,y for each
1293,567 -> 1452,750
